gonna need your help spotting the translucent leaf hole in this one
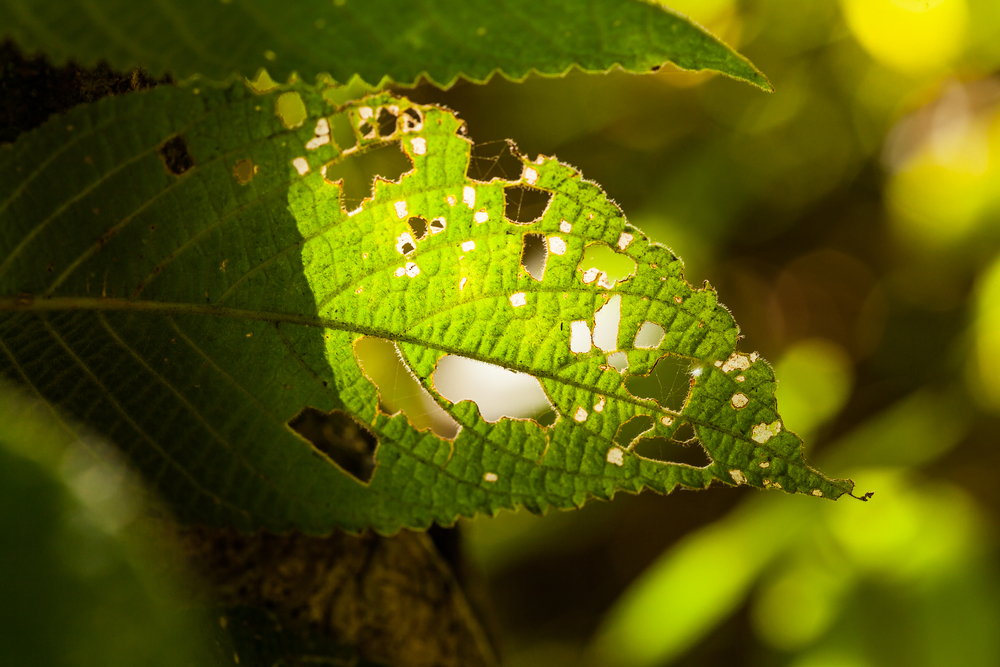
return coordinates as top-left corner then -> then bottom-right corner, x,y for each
401,108 -> 423,133
377,107 -> 398,138
328,113 -> 358,153
466,139 -> 523,182
633,437 -> 710,467
432,356 -> 556,426
521,233 -> 547,281
671,422 -> 697,443
354,337 -> 460,439
593,295 -> 622,352
614,415 -> 655,448
624,355 -> 692,412
570,321 -> 592,354
634,321 -> 665,349
578,243 -> 637,288
287,408 -> 378,483
275,91 -> 307,129
322,142 -> 413,212
504,186 -> 552,224
408,216 -> 429,241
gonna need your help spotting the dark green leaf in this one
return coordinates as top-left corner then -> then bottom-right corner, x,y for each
0,0 -> 771,89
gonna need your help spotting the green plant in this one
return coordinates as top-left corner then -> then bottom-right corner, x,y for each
0,2 -> 860,664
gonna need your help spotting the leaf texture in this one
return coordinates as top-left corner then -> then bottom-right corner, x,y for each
0,0 -> 771,90
0,81 -> 849,534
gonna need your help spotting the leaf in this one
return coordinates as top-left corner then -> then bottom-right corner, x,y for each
0,80 -> 849,534
0,384 -> 216,667
0,0 -> 771,90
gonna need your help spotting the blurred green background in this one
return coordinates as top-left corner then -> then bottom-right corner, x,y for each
398,0 -> 1000,665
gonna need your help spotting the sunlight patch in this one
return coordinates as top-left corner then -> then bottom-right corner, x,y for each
432,356 -> 555,424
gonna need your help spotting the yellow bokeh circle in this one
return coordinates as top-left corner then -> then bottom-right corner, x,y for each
840,0 -> 968,73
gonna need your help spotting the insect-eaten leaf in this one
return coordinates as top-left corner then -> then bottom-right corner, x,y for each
0,81 -> 851,535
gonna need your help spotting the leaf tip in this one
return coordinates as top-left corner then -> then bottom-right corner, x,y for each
850,490 -> 875,502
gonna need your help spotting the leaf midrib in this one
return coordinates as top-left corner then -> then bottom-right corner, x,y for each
0,295 -> 757,446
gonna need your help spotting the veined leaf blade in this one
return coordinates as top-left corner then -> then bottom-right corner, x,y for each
0,0 -> 770,90
0,81 -> 845,534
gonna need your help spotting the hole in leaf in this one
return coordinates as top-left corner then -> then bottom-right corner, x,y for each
634,321 -> 665,349
432,356 -> 556,426
671,422 -> 696,443
614,415 -> 655,448
322,142 -> 413,212
354,337 -> 460,439
570,321 -> 592,354
467,139 -> 523,182
328,113 -> 358,152
578,243 -> 637,289
504,186 -> 552,223
624,355 -> 691,412
521,233 -> 547,281
287,408 -> 377,483
593,295 -> 621,352
408,216 -> 429,241
608,351 -> 628,372
395,231 -> 416,256
377,107 -> 397,138
359,122 -> 376,140
429,217 -> 446,234
158,135 -> 194,175
401,108 -> 423,133
276,91 -> 307,129
634,436 -> 710,467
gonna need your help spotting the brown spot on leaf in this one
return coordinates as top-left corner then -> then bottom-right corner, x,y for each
233,158 -> 257,184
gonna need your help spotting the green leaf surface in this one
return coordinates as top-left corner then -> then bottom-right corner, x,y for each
0,80 -> 846,534
0,0 -> 770,90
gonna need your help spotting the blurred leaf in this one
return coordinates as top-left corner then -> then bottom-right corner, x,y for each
761,469 -> 1000,667
887,99 -> 1000,251
0,384 -> 214,667
972,252 -> 1000,412
0,0 -> 771,90
0,81 -> 847,535
589,385 -> 972,667
824,387 -> 971,469
588,492 -> 813,667
774,338 -> 854,442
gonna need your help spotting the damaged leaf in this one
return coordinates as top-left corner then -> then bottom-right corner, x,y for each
0,80 -> 849,535
0,0 -> 771,90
